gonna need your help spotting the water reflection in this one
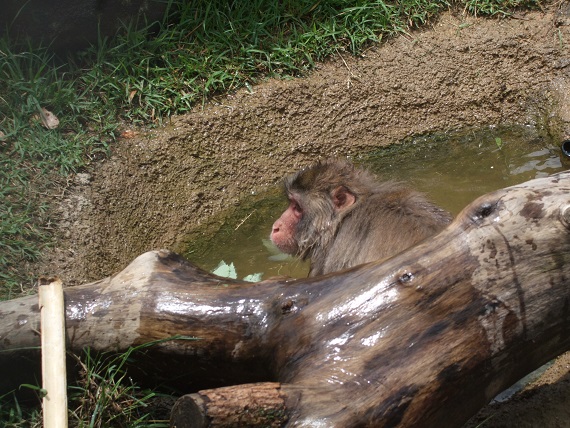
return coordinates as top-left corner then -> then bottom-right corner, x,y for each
510,149 -> 562,175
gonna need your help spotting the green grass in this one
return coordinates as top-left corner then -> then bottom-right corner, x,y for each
0,344 -> 175,428
79,0 -> 448,124
463,0 -> 538,15
0,0 -> 543,424
79,0 -> 538,123
0,391 -> 42,427
68,345 -> 172,427
0,40 -> 115,297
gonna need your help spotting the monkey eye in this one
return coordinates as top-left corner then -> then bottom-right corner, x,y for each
291,201 -> 303,217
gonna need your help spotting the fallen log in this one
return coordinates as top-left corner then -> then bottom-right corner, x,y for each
0,171 -> 569,427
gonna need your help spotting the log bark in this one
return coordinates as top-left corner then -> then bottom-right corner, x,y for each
170,382 -> 288,428
0,171 -> 569,427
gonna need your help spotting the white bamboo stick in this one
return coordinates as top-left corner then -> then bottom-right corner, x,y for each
39,277 -> 68,428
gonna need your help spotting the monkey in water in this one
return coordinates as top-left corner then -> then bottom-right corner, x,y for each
270,159 -> 452,277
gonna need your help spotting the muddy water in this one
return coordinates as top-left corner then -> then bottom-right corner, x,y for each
184,125 -> 567,280
365,125 -> 567,214
184,188 -> 312,279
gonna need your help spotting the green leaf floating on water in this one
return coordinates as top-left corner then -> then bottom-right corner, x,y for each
212,260 -> 263,282
212,260 -> 237,279
243,272 -> 263,282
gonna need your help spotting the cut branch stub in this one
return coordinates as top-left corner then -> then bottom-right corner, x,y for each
170,382 -> 290,428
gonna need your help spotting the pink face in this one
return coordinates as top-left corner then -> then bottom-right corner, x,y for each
270,197 -> 303,254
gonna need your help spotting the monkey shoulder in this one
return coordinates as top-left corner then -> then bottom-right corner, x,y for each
366,184 -> 451,225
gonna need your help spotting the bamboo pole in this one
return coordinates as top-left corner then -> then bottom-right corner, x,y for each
39,277 -> 68,428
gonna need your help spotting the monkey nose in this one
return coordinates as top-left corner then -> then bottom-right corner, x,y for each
271,221 -> 281,233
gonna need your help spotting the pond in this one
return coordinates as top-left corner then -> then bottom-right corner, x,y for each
184,124 -> 568,281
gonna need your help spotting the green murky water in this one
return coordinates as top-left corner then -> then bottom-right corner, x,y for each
184,125 -> 568,280
365,125 -> 567,215
184,188 -> 311,280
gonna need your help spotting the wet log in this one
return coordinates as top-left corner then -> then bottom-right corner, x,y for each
170,382 -> 288,428
0,171 -> 569,427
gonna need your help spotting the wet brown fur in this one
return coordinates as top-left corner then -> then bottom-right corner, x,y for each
283,159 -> 452,276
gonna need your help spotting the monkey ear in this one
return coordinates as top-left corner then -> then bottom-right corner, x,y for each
331,186 -> 356,211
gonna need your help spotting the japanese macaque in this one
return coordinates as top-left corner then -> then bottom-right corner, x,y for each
270,159 -> 452,277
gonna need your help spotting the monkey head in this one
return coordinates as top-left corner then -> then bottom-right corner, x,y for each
270,160 -> 360,260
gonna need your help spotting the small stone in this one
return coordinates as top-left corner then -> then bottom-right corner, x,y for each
75,173 -> 91,185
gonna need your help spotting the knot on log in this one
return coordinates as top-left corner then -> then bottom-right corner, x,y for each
468,201 -> 500,225
398,271 -> 415,285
